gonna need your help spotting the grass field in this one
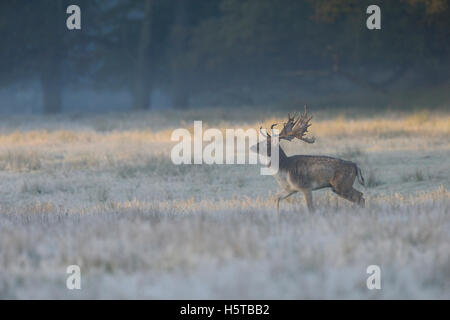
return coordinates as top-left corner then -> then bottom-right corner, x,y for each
0,107 -> 449,299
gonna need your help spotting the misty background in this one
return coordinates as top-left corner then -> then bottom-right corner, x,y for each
0,0 -> 449,114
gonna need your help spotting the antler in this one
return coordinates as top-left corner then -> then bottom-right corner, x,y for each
279,105 -> 315,143
260,123 -> 278,138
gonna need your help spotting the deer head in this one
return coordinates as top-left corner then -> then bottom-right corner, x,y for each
251,105 -> 315,157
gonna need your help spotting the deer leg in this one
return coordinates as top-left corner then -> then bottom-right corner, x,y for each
352,188 -> 365,208
300,189 -> 314,212
332,188 -> 365,208
276,190 -> 297,213
346,188 -> 365,207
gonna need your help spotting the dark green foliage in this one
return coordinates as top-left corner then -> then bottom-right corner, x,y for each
0,0 -> 448,112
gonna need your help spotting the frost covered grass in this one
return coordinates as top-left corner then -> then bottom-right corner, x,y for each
0,108 -> 449,299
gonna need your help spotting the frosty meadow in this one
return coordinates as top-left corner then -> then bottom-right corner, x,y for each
0,108 -> 448,299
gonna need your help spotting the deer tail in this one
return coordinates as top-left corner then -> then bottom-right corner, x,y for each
356,165 -> 365,187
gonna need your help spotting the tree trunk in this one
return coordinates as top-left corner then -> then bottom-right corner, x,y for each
133,0 -> 153,111
173,86 -> 189,109
170,0 -> 190,109
41,0 -> 64,114
41,66 -> 62,114
132,83 -> 151,111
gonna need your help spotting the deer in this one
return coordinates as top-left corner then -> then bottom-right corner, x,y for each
250,106 -> 365,212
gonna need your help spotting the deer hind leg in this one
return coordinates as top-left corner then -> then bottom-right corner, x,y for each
300,188 -> 314,212
332,187 -> 365,208
276,190 -> 297,213
331,172 -> 365,208
353,188 -> 365,207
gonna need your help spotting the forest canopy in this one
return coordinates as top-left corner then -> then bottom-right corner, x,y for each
0,0 -> 448,113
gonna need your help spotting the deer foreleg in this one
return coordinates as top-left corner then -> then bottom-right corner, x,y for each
276,190 -> 297,213
300,189 -> 314,212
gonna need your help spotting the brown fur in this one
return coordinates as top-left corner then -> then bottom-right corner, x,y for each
271,147 -> 365,212
254,109 -> 365,212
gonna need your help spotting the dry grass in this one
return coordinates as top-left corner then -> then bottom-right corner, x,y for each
0,108 -> 449,299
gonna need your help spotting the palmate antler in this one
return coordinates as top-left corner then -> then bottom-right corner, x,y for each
260,123 -> 278,138
279,105 -> 315,143
260,105 -> 315,143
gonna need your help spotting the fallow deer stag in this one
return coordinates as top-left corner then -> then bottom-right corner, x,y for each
251,106 -> 365,212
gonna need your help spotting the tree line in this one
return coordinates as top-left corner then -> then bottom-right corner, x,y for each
0,0 -> 448,113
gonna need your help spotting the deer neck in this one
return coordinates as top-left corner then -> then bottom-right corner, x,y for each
278,145 -> 289,166
268,145 -> 288,169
